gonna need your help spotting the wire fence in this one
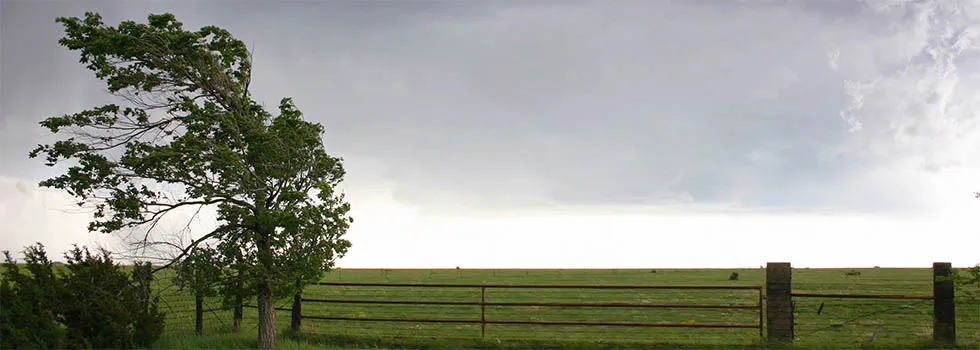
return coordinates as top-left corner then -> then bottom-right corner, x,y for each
790,271 -> 979,347
794,296 -> 934,344
151,270 -> 303,335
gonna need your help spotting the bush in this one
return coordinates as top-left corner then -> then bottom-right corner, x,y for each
60,245 -> 165,348
0,244 -> 66,349
132,262 -> 166,345
953,264 -> 980,304
0,243 -> 165,349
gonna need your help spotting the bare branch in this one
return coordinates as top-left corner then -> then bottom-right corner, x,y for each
151,223 -> 238,274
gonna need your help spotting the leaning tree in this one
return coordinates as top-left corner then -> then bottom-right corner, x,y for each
30,12 -> 353,349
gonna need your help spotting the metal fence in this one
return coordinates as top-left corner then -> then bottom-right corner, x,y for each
300,282 -> 764,342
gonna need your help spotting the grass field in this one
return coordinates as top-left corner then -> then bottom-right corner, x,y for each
151,267 -> 980,349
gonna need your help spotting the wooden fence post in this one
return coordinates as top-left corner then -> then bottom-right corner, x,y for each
291,278 -> 302,332
233,266 -> 243,331
195,294 -> 204,335
766,262 -> 793,343
933,262 -> 955,345
481,285 -> 486,338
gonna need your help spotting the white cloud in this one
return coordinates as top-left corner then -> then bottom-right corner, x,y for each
0,177 -> 118,260
828,48 -> 841,71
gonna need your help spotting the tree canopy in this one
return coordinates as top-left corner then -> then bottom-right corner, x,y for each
30,12 -> 353,349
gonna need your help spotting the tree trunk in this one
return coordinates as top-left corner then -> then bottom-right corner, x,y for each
257,280 -> 276,350
255,194 -> 276,350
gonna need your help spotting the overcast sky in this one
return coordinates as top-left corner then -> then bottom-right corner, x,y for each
1,0 -> 979,268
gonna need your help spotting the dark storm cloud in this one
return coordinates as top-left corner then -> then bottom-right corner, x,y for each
2,0 -> 976,216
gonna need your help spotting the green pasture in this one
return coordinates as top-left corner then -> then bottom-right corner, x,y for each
150,267 -> 980,349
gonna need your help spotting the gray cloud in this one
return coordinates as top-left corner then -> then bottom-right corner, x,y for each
3,0 -> 978,220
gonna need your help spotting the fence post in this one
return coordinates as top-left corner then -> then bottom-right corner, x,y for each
933,262 -> 955,345
291,277 -> 302,332
758,287 -> 764,344
766,262 -> 793,343
481,285 -> 486,338
233,266 -> 243,331
195,294 -> 204,335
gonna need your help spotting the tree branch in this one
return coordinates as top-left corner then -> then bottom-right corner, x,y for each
152,223 -> 238,274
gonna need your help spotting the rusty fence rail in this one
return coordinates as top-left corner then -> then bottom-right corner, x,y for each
301,282 -> 764,339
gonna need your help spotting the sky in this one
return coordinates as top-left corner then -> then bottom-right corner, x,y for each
1,0 -> 979,268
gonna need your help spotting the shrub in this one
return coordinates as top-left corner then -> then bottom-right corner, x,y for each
0,243 -> 165,349
132,262 -> 166,346
59,245 -> 165,348
0,244 -> 66,349
953,264 -> 980,304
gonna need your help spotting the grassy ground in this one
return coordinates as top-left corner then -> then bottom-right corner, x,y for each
151,267 -> 980,349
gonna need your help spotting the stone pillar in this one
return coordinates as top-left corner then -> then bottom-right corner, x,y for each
766,262 -> 793,343
933,262 -> 955,345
